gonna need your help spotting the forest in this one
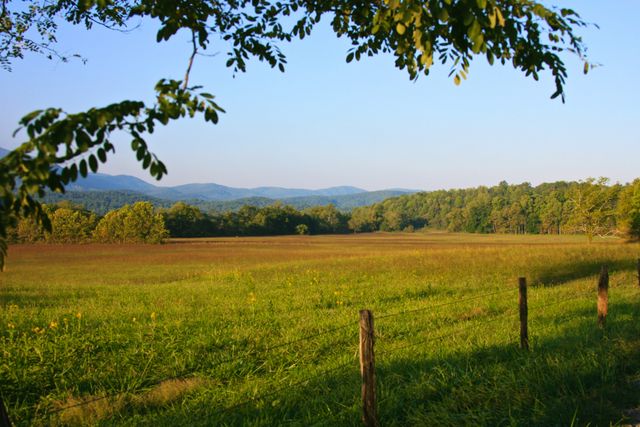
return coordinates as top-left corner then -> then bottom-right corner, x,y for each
8,178 -> 640,243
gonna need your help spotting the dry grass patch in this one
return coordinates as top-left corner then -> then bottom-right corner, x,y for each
49,394 -> 126,426
457,306 -> 487,321
48,377 -> 208,426
134,377 -> 209,408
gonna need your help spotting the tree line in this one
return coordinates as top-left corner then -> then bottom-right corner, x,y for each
7,201 -> 350,243
349,178 -> 640,241
8,178 -> 640,243
9,202 -> 167,244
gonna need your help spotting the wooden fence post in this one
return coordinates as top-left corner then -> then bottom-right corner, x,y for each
636,258 -> 639,288
359,309 -> 379,427
597,265 -> 609,328
0,397 -> 12,427
518,277 -> 529,351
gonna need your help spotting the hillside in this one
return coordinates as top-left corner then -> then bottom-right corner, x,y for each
41,189 -> 413,214
2,146 -> 416,210
57,170 -> 370,201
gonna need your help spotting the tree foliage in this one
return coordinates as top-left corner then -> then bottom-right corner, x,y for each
564,177 -> 617,242
93,202 -> 167,243
0,0 -> 593,269
9,179 -> 640,242
616,179 -> 640,241
349,178 -> 636,241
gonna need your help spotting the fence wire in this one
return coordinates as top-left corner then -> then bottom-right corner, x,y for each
194,354 -> 359,423
20,269 -> 639,424
35,320 -> 358,418
377,308 -> 520,358
376,287 -> 516,320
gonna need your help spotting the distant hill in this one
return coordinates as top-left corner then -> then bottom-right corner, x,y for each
3,146 -> 418,211
42,190 -> 173,214
41,189 -> 415,214
56,170 -> 369,201
67,173 -> 158,193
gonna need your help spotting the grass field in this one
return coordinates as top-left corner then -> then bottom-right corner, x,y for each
1,232 -> 640,426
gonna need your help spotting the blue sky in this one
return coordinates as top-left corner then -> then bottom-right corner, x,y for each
1,0 -> 639,191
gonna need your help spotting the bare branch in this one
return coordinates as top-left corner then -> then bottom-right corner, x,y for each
183,30 -> 198,90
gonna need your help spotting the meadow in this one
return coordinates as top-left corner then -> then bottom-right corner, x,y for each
1,232 -> 639,426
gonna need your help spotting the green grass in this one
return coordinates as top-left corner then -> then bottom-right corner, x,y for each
1,233 -> 639,426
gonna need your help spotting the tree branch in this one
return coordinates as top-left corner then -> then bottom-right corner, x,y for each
183,30 -> 198,90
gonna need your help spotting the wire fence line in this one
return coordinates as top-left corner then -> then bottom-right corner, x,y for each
198,320 -> 358,370
14,268 -> 636,426
33,286 -> 513,419
375,287 -> 516,320
36,322 -> 359,418
25,289 -> 559,418
377,308 -> 521,359
32,285 -> 518,417
216,356 -> 359,415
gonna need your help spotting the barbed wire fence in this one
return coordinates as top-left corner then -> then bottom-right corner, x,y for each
2,261 -> 638,427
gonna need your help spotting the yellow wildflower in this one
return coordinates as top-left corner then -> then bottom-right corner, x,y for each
150,312 -> 157,321
75,312 -> 82,319
32,326 -> 44,334
7,322 -> 15,329
49,321 -> 58,329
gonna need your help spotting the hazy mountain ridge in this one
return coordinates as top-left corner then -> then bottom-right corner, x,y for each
61,171 -> 372,201
42,189 -> 413,214
2,146 -> 417,210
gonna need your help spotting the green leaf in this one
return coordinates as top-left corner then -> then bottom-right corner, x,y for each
143,154 -> 151,169
89,155 -> 98,173
19,110 -> 43,125
488,10 -> 496,28
79,159 -> 88,177
467,20 -> 481,39
495,7 -> 505,26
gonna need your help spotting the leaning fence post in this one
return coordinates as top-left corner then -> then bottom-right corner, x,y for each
0,397 -> 12,427
359,309 -> 379,427
597,265 -> 609,328
518,277 -> 529,351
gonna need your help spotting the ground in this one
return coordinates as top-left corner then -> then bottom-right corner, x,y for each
1,232 -> 639,425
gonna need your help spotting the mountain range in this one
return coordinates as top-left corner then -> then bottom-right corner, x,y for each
1,147 -> 418,212
64,171 -> 387,201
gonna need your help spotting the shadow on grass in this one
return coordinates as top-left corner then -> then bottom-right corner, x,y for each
374,301 -> 640,427
86,301 -> 640,427
530,258 -> 636,287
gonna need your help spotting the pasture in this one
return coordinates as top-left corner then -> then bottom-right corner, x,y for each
1,233 -> 640,426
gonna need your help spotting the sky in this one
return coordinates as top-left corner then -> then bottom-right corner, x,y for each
1,1 -> 639,191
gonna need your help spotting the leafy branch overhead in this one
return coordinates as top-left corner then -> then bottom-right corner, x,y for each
0,80 -> 223,269
0,0 -> 593,270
